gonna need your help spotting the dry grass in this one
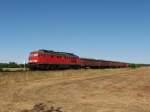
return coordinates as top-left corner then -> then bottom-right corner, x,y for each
0,67 -> 150,112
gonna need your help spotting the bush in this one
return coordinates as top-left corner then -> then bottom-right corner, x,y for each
0,68 -> 3,72
129,64 -> 141,68
8,62 -> 19,68
0,62 -> 21,68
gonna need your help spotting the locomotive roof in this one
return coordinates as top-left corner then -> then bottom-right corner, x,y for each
33,49 -> 78,57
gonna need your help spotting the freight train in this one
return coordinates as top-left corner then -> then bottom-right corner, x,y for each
28,49 -> 129,70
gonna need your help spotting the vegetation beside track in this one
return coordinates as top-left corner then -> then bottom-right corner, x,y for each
0,68 -> 150,112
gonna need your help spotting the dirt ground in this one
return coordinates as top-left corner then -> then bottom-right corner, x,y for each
0,67 -> 150,112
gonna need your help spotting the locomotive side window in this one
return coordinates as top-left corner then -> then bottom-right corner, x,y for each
57,56 -> 61,59
33,53 -> 38,56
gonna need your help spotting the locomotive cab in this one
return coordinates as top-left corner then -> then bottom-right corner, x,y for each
28,52 -> 39,64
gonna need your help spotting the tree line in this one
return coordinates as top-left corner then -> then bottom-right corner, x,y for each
0,62 -> 25,68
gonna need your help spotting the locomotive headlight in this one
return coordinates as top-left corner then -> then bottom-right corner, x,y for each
34,60 -> 38,62
29,60 -> 38,63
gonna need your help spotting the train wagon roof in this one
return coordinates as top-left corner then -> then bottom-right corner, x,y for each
80,58 -> 128,64
31,49 -> 79,57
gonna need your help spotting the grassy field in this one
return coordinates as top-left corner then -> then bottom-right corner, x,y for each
0,67 -> 150,112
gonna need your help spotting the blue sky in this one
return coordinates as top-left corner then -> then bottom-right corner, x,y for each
0,0 -> 150,63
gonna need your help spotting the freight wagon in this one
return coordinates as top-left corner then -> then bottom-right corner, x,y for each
80,58 -> 128,69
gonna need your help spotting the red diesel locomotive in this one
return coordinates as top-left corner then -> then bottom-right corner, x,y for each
28,49 -> 128,70
28,50 -> 80,70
